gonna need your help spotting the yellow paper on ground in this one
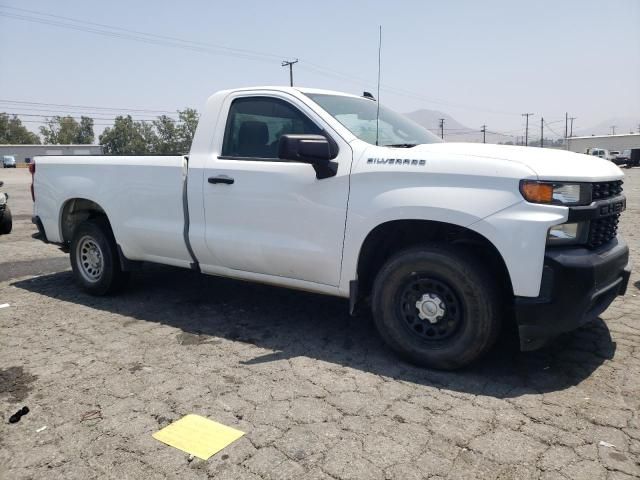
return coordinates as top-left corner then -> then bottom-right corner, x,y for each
152,414 -> 245,460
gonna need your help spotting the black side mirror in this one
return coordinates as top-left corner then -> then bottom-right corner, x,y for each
0,181 -> 3,187
278,134 -> 338,179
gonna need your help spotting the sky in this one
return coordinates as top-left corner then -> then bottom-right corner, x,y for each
1,0 -> 639,140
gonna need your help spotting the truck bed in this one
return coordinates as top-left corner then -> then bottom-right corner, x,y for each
34,155 -> 194,268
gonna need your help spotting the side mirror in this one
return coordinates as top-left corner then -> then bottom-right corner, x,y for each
0,181 -> 3,187
278,134 -> 338,179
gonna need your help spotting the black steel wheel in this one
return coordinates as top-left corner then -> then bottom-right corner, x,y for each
398,275 -> 463,342
372,244 -> 501,370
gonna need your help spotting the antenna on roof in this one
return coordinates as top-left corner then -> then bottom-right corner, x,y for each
375,25 -> 382,146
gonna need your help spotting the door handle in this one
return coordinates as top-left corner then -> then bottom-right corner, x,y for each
208,175 -> 235,185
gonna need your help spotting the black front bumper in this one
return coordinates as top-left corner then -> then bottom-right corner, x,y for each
515,237 -> 631,351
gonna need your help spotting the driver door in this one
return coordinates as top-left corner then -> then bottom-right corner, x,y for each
201,93 -> 352,287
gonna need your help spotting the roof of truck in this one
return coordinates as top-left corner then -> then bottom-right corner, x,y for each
295,87 -> 363,98
213,86 -> 362,99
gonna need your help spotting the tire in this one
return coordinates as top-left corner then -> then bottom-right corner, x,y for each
0,207 -> 12,234
371,244 -> 501,370
70,218 -> 130,295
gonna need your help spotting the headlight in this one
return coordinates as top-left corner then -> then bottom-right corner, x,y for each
520,181 -> 590,205
547,222 -> 589,245
0,193 -> 6,206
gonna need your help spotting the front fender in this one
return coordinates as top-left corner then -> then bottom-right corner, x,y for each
339,176 -> 527,295
470,201 -> 567,297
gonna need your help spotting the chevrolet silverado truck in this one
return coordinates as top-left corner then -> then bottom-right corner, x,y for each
31,87 -> 631,369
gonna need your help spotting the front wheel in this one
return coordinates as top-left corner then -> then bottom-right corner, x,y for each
372,245 -> 501,370
70,218 -> 129,295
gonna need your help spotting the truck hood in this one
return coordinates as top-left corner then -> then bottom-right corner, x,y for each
404,143 -> 624,182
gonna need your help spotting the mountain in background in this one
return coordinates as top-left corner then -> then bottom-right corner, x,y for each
405,108 -> 640,145
573,116 -> 639,137
405,109 -> 513,144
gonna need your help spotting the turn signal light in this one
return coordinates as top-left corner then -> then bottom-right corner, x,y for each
520,181 -> 553,203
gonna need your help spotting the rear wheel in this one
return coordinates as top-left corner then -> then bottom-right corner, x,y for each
0,207 -> 12,234
70,218 -> 129,295
371,245 -> 501,370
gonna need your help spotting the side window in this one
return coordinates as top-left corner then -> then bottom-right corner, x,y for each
221,96 -> 322,159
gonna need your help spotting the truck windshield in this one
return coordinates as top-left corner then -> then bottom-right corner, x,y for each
304,93 -> 442,146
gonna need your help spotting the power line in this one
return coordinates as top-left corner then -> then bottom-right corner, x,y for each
17,119 -> 133,127
485,130 -> 517,137
543,119 -> 564,138
0,99 -> 175,114
0,5 -> 523,118
0,106 -> 178,117
1,112 -> 179,122
0,6 -> 285,63
0,4 -> 286,59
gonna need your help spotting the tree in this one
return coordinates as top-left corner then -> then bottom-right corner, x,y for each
40,116 -> 94,144
98,108 -> 198,155
99,115 -> 157,155
151,109 -> 199,154
176,108 -> 199,153
0,113 -> 41,144
77,117 -> 95,144
152,115 -> 179,154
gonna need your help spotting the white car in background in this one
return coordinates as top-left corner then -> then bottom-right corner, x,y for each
2,155 -> 17,168
589,148 -> 613,161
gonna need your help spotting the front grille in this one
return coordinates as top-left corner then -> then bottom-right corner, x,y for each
592,180 -> 623,201
588,215 -> 620,248
586,180 -> 624,248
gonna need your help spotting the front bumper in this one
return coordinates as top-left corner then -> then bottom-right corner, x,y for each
515,237 -> 631,351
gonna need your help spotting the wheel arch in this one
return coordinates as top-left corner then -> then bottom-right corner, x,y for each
352,219 -> 513,309
58,197 -> 113,244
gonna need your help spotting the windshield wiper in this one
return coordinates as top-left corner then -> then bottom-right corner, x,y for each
383,143 -> 418,148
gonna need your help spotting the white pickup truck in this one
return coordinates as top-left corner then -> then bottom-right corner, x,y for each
31,87 -> 631,369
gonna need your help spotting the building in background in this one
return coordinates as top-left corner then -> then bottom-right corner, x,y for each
0,144 -> 103,165
567,134 -> 640,154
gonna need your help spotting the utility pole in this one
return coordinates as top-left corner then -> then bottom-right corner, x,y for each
569,117 -> 576,137
439,118 -> 445,139
481,124 -> 486,144
522,113 -> 534,146
281,59 -> 298,87
610,125 -> 616,136
540,117 -> 544,148
564,112 -> 568,141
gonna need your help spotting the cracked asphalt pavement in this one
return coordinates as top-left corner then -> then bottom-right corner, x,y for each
0,167 -> 639,479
